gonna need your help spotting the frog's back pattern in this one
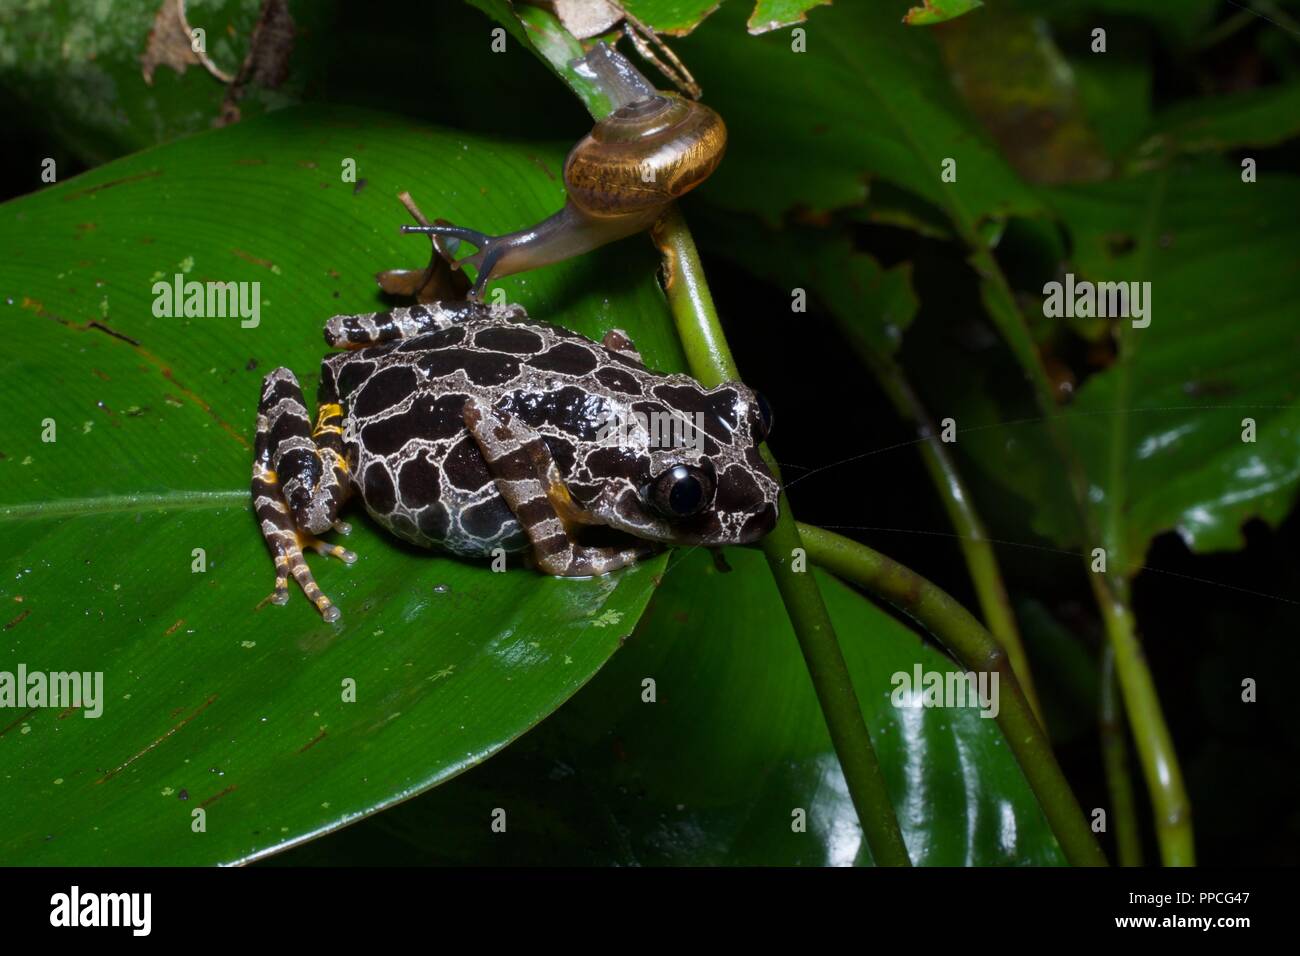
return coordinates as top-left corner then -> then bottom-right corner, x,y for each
322,305 -> 755,558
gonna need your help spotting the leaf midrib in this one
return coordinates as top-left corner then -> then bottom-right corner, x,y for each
0,489 -> 246,522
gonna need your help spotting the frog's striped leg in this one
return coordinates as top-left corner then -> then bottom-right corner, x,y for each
251,368 -> 356,622
461,397 -> 652,576
310,364 -> 354,536
323,301 -> 525,349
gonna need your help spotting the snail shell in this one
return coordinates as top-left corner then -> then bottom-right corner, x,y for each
563,94 -> 727,218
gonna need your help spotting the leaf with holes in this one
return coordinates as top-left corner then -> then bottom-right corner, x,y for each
945,162 -> 1300,572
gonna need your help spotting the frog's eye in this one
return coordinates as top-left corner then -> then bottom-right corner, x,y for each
648,464 -> 715,519
754,391 -> 773,442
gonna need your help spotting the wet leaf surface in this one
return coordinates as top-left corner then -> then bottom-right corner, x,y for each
0,105 -> 683,864
269,549 -> 1067,865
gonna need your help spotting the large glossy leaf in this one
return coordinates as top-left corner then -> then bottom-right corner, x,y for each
1048,162 -> 1300,571
270,548 -> 1066,865
672,0 -> 1042,228
944,162 -> 1300,571
0,105 -> 687,864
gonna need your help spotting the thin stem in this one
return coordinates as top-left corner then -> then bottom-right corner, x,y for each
1092,577 -> 1194,865
652,206 -> 742,382
1100,645 -> 1144,866
976,243 -> 1192,866
653,205 -> 911,866
867,353 -> 1044,723
796,522 -> 1108,867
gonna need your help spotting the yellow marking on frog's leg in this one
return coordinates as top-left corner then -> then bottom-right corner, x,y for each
284,545 -> 341,622
257,499 -> 343,621
543,471 -> 595,531
252,367 -> 354,622
321,446 -> 349,476
304,533 -> 357,564
313,402 -> 344,438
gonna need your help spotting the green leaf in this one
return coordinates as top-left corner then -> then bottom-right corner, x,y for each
0,0 -> 334,164
1071,51 -> 1153,163
1139,83 -> 1300,160
746,0 -> 833,34
468,0 -> 623,119
1047,162 -> 1300,572
619,0 -> 731,36
903,0 -> 985,27
947,162 -> 1300,569
0,105 -> 686,864
673,0 -> 1042,227
270,549 -> 1067,865
931,6 -> 1111,183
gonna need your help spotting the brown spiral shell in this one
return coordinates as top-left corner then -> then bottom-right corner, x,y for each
563,94 -> 727,218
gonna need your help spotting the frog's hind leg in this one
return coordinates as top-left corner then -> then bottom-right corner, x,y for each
323,301 -> 524,349
462,397 -> 653,576
251,368 -> 356,622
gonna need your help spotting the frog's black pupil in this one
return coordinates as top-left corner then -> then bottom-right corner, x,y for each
667,466 -> 703,515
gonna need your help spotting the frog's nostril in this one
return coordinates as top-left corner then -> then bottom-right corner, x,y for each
740,502 -> 778,541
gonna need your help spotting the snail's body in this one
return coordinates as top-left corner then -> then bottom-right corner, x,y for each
408,91 -> 726,294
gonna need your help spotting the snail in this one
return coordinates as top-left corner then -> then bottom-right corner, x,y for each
403,47 -> 726,297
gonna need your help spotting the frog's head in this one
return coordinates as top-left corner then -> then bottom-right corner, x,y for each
580,378 -> 780,547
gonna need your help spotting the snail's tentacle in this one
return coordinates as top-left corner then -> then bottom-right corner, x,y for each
402,224 -> 496,294
396,49 -> 725,292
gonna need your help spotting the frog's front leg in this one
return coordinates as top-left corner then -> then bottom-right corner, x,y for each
323,301 -> 524,349
251,368 -> 356,621
461,398 -> 653,575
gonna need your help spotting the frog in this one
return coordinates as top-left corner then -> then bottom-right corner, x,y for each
251,299 -> 780,621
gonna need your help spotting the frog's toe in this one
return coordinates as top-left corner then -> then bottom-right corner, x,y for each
268,541 -> 346,621
291,564 -> 341,622
307,537 -> 358,565
270,575 -> 291,606
331,519 -> 353,536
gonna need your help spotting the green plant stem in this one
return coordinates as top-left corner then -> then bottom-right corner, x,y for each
866,353 -> 1043,723
653,205 -> 911,866
1092,577 -> 1194,865
976,252 -> 1192,866
1100,645 -> 1144,866
795,522 -> 1107,867
1094,172 -> 1191,865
